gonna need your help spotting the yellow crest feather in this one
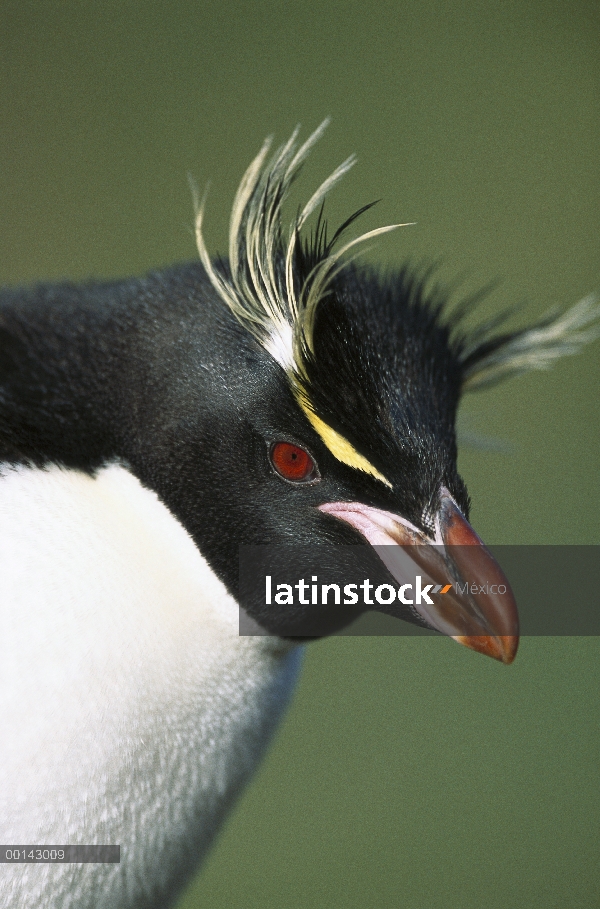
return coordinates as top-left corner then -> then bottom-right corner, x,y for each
298,399 -> 392,488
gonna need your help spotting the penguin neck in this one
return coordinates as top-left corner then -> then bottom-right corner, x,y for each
0,279 -> 139,470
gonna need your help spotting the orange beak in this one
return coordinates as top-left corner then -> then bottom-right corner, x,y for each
319,487 -> 519,664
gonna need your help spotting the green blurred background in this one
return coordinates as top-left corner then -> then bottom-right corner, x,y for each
1,1 -> 598,906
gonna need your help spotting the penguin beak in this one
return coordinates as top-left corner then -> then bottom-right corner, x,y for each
319,487 -> 519,664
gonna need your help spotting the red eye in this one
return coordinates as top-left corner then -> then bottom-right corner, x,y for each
270,442 -> 318,483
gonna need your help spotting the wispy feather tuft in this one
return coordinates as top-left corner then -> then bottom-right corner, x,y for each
459,294 -> 600,391
191,121 -> 411,394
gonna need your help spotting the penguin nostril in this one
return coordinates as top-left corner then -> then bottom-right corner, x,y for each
270,442 -> 319,483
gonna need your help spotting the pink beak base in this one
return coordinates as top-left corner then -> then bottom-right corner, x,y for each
319,489 -> 519,664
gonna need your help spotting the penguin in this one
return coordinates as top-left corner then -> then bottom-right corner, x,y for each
0,121 -> 598,909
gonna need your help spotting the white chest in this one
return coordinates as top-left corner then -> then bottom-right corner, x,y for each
0,463 -> 301,908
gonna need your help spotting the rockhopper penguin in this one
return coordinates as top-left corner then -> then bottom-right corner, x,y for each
0,122 -> 598,909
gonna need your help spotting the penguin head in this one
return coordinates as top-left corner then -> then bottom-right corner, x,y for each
100,126 -> 526,659
164,123 -> 596,657
184,264 -> 482,643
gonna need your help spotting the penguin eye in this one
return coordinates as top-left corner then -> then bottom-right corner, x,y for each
270,442 -> 319,483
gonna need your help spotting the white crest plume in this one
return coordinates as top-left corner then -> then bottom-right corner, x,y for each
192,120 -> 410,385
